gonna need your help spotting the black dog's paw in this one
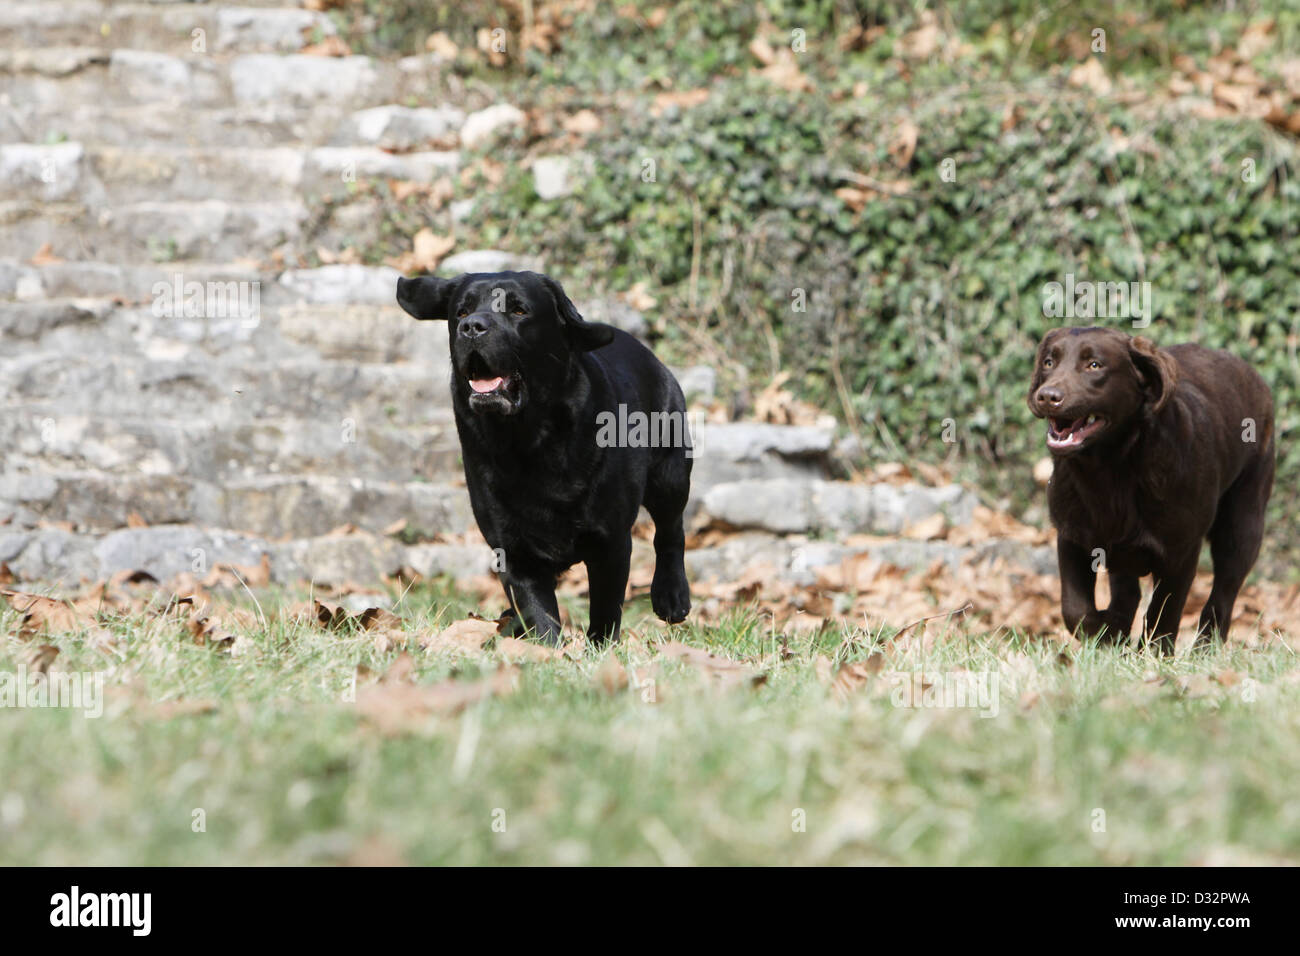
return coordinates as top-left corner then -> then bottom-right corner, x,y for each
651,571 -> 691,624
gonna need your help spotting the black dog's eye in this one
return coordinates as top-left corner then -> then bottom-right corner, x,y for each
511,307 -> 526,316
456,309 -> 469,318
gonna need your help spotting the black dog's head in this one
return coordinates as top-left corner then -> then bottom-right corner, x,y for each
1027,326 -> 1179,456
397,271 -> 616,416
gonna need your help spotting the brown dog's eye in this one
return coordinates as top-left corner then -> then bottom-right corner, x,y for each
1043,358 -> 1054,369
1087,360 -> 1102,370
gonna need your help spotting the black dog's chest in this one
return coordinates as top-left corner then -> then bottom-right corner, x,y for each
465,460 -> 590,564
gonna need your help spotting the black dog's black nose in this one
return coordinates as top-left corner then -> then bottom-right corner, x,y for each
1036,386 -> 1064,407
459,314 -> 490,338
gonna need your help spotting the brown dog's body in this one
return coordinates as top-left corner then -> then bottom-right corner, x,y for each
1028,327 -> 1274,652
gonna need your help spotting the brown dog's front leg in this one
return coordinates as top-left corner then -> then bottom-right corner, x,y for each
1057,539 -> 1107,639
1145,554 -> 1198,655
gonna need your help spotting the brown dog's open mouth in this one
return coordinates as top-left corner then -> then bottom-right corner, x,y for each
1047,414 -> 1105,450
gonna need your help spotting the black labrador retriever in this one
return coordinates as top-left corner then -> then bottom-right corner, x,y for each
1027,326 -> 1274,653
397,270 -> 692,645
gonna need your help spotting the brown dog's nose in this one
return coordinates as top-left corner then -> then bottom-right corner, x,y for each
1036,386 -> 1064,407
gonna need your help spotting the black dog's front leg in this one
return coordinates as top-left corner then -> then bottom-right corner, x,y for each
500,566 -> 563,646
585,538 -> 631,646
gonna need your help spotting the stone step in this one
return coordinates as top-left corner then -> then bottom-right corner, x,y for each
0,143 -> 461,205
0,470 -> 475,538
0,3 -> 338,55
5,101 -> 348,149
0,3 -> 339,55
0,524 -> 499,589
0,296 -> 451,368
0,47 -> 443,117
0,412 -> 461,485
0,260 -> 401,306
0,197 -> 309,262
0,353 -> 452,425
700,478 -> 978,536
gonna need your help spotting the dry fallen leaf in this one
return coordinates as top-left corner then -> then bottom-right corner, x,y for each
1069,57 -> 1112,95
355,664 -> 519,734
425,31 -> 459,59
419,615 -> 502,653
496,636 -> 564,662
563,109 -> 602,134
656,640 -> 766,690
594,655 -> 629,694
0,589 -> 94,637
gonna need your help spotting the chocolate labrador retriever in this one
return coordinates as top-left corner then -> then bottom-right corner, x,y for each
397,271 -> 692,645
1028,327 -> 1274,652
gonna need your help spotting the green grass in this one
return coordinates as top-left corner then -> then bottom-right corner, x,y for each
3,586 -> 1298,865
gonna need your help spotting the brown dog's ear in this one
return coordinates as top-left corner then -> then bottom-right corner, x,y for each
539,275 -> 617,352
1026,327 -> 1066,418
1129,336 -> 1178,413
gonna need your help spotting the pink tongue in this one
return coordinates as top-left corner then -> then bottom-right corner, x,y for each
470,376 -> 504,394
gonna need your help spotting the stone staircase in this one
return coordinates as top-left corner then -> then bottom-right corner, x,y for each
0,0 -> 1013,591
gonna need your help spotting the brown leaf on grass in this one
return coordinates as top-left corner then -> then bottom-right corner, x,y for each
496,636 -> 564,662
0,589 -> 94,637
313,600 -> 402,633
185,609 -> 238,649
25,644 -> 59,674
818,650 -> 884,701
419,614 -> 502,653
1236,19 -> 1275,61
594,655 -> 628,694
202,554 -> 271,589
656,640 -> 765,689
355,663 -> 519,734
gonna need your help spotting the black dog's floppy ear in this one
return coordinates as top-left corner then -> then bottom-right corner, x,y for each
539,275 -> 617,352
397,275 -> 456,321
1129,335 -> 1178,413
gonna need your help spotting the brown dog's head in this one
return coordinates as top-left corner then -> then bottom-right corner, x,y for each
1027,327 -> 1178,455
